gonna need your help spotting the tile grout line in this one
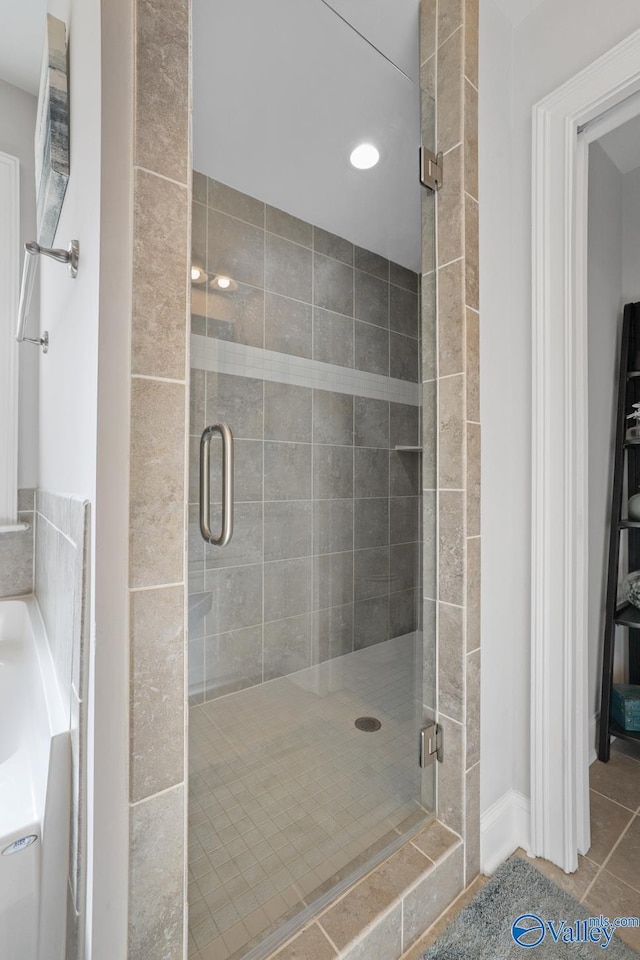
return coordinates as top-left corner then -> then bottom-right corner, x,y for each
588,786 -> 640,814
579,807 -> 639,904
131,372 -> 186,386
130,780 -> 185,808
438,255 -> 464,272
130,581 -> 184,593
437,22 -> 462,52
316,922 -> 340,955
133,163 -> 189,190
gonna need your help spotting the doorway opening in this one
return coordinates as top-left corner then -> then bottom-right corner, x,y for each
530,26 -> 640,893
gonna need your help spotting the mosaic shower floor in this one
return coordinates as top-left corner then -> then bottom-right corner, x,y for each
188,632 -> 431,960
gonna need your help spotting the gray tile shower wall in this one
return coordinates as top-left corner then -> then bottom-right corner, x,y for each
190,175 -> 422,702
34,490 -> 91,960
0,488 -> 35,597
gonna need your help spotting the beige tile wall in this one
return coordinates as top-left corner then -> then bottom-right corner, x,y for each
126,0 -> 190,956
420,0 -> 480,885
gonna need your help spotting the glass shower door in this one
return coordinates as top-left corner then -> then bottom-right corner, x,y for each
187,3 -> 436,957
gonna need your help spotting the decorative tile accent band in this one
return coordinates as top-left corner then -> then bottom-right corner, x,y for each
191,334 -> 422,407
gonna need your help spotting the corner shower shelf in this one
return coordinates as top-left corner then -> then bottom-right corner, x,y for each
394,446 -> 422,452
619,520 -> 640,529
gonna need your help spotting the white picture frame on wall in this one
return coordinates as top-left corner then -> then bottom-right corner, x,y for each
35,14 -> 69,246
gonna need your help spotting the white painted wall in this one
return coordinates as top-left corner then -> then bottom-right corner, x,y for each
37,2 -> 103,956
38,0 -> 101,502
586,142 -> 623,744
479,0 -> 517,819
623,166 -> 640,303
90,0 -> 132,952
0,77 -> 39,490
0,0 -> 46,95
479,0 -> 640,865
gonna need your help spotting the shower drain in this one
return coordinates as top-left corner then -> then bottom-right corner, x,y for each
354,716 -> 382,732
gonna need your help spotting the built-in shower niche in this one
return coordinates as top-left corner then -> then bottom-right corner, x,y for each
187,174 -> 431,960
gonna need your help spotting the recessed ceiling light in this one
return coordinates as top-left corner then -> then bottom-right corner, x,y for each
210,275 -> 238,292
191,266 -> 207,283
350,143 -> 380,170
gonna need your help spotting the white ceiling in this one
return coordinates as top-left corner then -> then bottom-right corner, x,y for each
193,0 -> 423,271
492,0 -> 547,26
597,113 -> 640,176
0,0 -> 46,95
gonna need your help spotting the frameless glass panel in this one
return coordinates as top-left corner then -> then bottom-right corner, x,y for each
188,3 -> 436,957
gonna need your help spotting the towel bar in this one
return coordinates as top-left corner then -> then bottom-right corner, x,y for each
15,240 -> 79,353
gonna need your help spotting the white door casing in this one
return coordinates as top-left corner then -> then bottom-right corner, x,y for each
531,28 -> 640,872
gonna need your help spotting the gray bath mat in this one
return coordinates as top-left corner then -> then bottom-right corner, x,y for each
422,855 -> 639,959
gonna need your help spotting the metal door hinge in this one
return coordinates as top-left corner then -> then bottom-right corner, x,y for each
419,723 -> 443,767
419,147 -> 443,191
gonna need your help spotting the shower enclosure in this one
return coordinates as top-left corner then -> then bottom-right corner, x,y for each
187,3 -> 437,958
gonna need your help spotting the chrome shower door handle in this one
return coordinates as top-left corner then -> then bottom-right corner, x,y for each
200,423 -> 234,546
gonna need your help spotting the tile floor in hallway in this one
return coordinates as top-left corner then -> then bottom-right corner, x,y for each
402,740 -> 640,960
188,633 -> 432,960
521,740 -> 640,953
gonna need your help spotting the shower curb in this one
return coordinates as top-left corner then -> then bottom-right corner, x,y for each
260,819 -> 466,960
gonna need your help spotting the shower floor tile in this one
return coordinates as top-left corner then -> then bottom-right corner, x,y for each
188,632 -> 430,960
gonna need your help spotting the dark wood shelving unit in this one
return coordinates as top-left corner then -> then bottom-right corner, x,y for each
599,302 -> 640,761
609,718 -> 640,746
614,603 -> 640,629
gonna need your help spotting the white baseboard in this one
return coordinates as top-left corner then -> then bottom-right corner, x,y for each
480,789 -> 530,875
479,719 -> 598,876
